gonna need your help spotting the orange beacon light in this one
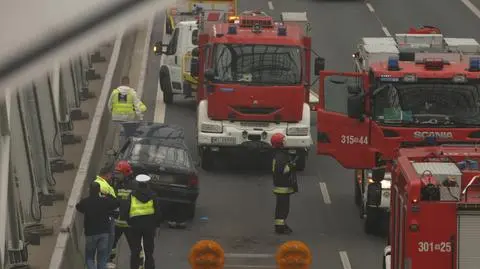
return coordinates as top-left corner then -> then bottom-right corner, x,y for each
189,240 -> 225,269
276,241 -> 312,269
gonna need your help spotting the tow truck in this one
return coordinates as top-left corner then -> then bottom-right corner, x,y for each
154,0 -> 236,103
188,10 -> 325,170
316,30 -> 480,234
383,143 -> 480,269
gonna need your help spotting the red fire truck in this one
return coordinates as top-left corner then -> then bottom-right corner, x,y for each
316,31 -> 480,234
189,10 -> 325,170
383,144 -> 480,269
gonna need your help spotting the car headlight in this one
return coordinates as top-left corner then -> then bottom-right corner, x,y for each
200,123 -> 222,133
286,126 -> 309,136
452,74 -> 467,83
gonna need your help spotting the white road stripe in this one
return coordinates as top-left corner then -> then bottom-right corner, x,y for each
461,0 -> 480,19
365,3 -> 375,12
268,1 -> 274,10
137,14 -> 155,97
339,251 -> 352,269
382,26 -> 391,37
225,253 -> 274,258
318,182 -> 332,204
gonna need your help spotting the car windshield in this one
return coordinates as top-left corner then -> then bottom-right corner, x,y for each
373,83 -> 480,126
125,141 -> 192,170
212,43 -> 302,85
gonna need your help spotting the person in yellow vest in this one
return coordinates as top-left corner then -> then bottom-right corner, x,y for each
95,167 -> 118,266
108,76 -> 147,122
126,174 -> 162,269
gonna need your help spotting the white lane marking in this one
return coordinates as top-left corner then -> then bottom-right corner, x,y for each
268,1 -> 274,10
339,251 -> 352,269
461,0 -> 480,19
225,265 -> 276,268
365,3 -> 375,12
154,80 -> 166,123
137,14 -> 155,97
382,26 -> 391,37
225,253 -> 275,258
319,182 -> 332,204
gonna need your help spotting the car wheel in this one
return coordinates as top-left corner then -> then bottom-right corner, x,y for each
186,203 -> 196,219
295,154 -> 306,171
160,72 -> 173,104
201,149 -> 214,171
365,207 -> 380,235
355,175 -> 362,206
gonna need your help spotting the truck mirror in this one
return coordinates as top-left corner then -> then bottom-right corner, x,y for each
314,57 -> 325,75
153,41 -> 166,55
204,69 -> 215,81
347,94 -> 364,119
371,167 -> 386,182
347,86 -> 362,95
191,48 -> 199,58
191,58 -> 199,77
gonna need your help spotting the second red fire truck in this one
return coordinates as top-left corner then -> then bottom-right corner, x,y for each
190,10 -> 324,170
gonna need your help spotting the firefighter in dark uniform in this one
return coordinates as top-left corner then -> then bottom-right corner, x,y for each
271,133 -> 298,235
108,161 -> 144,268
127,174 -> 162,269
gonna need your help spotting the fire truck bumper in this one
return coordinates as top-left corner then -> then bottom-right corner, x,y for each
197,127 -> 313,150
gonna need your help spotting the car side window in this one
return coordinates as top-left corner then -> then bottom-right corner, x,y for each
167,28 -> 180,55
118,139 -> 132,159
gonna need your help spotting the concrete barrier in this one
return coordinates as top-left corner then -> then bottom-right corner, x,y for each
48,29 -> 135,269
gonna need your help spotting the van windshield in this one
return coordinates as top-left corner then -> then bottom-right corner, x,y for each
212,43 -> 302,85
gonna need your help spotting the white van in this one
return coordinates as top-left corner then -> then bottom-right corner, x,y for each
154,21 -> 199,103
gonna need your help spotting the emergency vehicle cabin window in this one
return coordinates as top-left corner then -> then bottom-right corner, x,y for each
168,28 -> 180,55
212,44 -> 302,85
372,83 -> 480,126
192,29 -> 198,46
323,76 -> 357,114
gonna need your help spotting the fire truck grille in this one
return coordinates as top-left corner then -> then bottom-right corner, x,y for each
233,107 -> 278,115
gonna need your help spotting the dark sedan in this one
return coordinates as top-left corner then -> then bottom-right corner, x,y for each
113,122 -> 199,220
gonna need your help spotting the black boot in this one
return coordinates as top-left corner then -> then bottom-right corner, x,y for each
275,225 -> 293,234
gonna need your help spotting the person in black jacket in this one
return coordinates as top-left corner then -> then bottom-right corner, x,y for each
126,174 -> 162,269
76,181 -> 120,269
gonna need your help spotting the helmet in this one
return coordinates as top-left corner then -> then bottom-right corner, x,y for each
115,160 -> 133,176
271,133 -> 286,148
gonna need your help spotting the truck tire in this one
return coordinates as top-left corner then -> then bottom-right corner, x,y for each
201,149 -> 214,171
295,155 -> 306,171
160,72 -> 173,104
355,175 -> 362,206
364,207 -> 381,235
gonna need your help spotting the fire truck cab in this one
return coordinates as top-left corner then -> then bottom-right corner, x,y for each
191,10 -> 325,170
384,144 -> 480,269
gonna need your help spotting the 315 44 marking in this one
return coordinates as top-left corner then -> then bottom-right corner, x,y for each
340,135 -> 368,145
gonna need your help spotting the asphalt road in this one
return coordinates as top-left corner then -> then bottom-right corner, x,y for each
117,0 -> 480,268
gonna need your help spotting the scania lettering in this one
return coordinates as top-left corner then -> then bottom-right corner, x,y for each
383,145 -> 480,269
413,131 -> 453,139
315,29 -> 480,235
190,10 -> 325,171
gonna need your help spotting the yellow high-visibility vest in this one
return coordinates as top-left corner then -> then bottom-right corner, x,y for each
111,89 -> 135,116
94,176 -> 116,198
129,196 -> 155,218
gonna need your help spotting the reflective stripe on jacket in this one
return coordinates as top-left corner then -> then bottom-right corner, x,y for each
115,188 -> 133,227
129,196 -> 155,218
94,176 -> 116,198
272,150 -> 295,194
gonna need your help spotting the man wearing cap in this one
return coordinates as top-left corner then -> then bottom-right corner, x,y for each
126,174 -> 162,269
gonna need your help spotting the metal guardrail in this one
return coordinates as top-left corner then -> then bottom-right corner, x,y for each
48,31 -> 130,269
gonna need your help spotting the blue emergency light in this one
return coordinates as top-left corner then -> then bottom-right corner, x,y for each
277,26 -> 287,36
469,57 -> 480,72
227,25 -> 237,35
387,57 -> 400,71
